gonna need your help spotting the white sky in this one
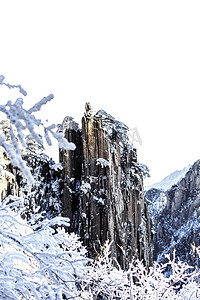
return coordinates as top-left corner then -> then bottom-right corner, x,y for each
1,0 -> 200,186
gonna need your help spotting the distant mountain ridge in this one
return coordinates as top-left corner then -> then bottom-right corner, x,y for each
145,160 -> 200,265
146,165 -> 191,191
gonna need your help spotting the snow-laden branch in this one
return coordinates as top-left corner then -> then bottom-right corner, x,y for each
0,75 -> 76,184
0,75 -> 27,96
27,94 -> 54,114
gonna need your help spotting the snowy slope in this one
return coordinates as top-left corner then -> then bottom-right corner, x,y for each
145,165 -> 190,191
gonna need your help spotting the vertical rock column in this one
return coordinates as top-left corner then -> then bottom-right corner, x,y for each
60,106 -> 152,268
80,111 -> 109,258
59,117 -> 82,233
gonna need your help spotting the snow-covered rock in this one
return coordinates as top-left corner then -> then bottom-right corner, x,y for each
145,160 -> 200,265
59,103 -> 152,269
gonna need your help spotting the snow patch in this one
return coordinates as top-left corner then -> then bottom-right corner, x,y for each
80,182 -> 91,194
96,158 -> 110,168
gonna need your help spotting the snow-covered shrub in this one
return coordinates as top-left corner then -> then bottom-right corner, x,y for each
129,251 -> 198,300
80,241 -> 200,299
80,241 -> 130,299
0,196 -> 89,299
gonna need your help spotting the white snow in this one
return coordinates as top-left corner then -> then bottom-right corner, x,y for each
80,182 -> 91,194
96,158 -> 110,168
0,75 -> 76,185
50,162 -> 63,171
146,165 -> 191,191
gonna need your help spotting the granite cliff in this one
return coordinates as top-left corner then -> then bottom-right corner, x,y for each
0,107 -> 152,269
59,104 -> 152,268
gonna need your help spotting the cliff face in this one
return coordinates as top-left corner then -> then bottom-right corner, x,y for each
145,160 -> 200,265
59,104 -> 152,268
0,111 -> 152,268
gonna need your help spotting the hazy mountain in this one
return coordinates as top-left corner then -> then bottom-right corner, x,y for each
145,165 -> 190,191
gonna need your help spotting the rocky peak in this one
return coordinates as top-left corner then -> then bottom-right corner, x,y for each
0,109 -> 153,269
60,104 -> 152,269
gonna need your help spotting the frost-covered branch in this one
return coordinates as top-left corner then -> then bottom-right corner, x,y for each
1,197 -> 200,299
0,75 -> 75,184
0,75 -> 27,96
80,241 -> 200,299
0,197 -> 89,299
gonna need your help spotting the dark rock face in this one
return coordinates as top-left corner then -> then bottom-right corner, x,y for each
0,111 -> 153,268
145,160 -> 200,265
59,117 -> 82,231
59,105 -> 152,268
